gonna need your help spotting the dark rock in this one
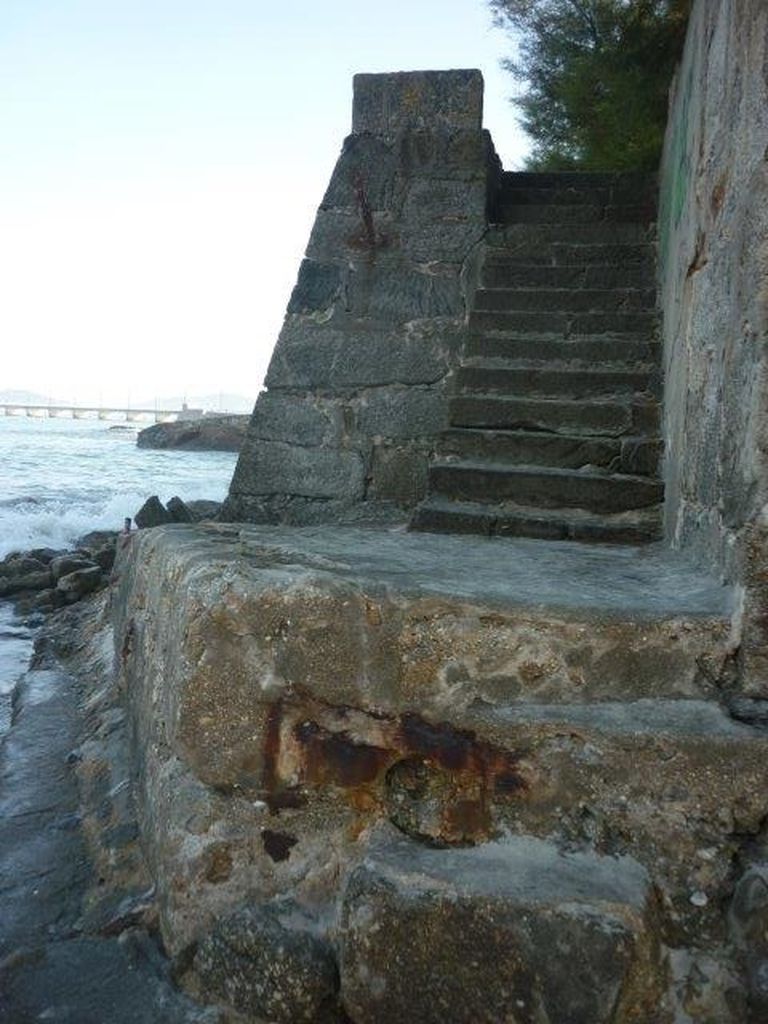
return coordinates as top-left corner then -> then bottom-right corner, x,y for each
92,546 -> 116,573
185,500 -> 222,522
30,589 -> 67,613
166,496 -> 194,524
136,416 -> 249,452
261,830 -> 298,863
193,901 -> 338,1023
0,570 -> 52,597
134,496 -> 172,529
50,554 -> 96,583
730,866 -> 768,1016
57,567 -> 103,601
24,548 -> 61,566
75,530 -> 118,553
339,828 -> 664,1024
0,555 -> 47,578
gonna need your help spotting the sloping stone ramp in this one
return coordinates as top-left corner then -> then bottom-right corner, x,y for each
411,171 -> 664,543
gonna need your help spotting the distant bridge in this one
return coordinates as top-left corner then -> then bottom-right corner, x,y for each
0,404 -> 203,423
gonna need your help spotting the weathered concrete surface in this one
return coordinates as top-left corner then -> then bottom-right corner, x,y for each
340,826 -> 665,1024
658,0 -> 768,693
111,522 -> 768,1019
225,70 -> 498,524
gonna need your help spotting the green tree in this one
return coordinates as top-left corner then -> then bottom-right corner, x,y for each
490,0 -> 691,170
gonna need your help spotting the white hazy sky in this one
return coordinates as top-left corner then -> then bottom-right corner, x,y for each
1,1 -> 528,408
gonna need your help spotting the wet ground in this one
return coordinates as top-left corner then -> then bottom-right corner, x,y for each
0,603 -> 220,1024
0,604 -> 33,738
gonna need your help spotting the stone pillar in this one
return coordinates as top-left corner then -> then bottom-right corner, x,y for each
224,70 -> 498,525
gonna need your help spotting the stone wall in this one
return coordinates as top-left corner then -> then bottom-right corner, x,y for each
223,70 -> 498,524
658,0 -> 768,688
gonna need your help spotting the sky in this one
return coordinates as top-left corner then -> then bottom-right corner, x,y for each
0,1 -> 528,409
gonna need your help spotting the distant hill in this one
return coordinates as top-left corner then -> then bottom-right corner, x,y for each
0,389 -> 69,406
0,390 -> 255,414
135,394 -> 255,414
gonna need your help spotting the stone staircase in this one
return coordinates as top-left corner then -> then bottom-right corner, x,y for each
411,171 -> 664,544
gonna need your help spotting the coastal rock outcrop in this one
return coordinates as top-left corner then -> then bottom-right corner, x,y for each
137,415 -> 249,452
0,533 -> 117,614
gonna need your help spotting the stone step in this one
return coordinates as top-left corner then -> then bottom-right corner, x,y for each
480,262 -> 656,291
499,170 -> 657,193
474,287 -> 657,314
497,203 -> 655,225
449,394 -> 660,436
455,364 -> 660,400
484,242 -> 656,267
437,428 -> 662,476
410,496 -> 662,543
469,309 -> 659,337
485,222 -> 654,248
495,183 -> 656,209
340,828 -> 665,1024
464,333 -> 660,366
427,461 -> 663,514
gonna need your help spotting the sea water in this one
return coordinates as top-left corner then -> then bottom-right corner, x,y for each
0,416 -> 238,558
0,415 -> 240,735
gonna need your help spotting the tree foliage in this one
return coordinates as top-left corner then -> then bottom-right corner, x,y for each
490,0 -> 691,170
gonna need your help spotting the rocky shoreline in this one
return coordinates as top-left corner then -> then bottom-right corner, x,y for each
0,497 -> 222,618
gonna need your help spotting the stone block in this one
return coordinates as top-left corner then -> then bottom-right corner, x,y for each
352,70 -> 483,136
229,439 -> 365,500
286,260 -> 344,314
319,133 -> 401,213
400,178 -> 488,261
345,260 -> 464,320
247,393 -> 343,448
395,128 -> 496,181
265,320 -> 459,391
355,385 -> 447,439
369,445 -> 429,505
194,901 -> 338,1024
339,828 -> 664,1024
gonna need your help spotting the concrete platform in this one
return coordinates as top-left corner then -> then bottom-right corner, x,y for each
110,520 -> 765,1015
231,522 -> 730,621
